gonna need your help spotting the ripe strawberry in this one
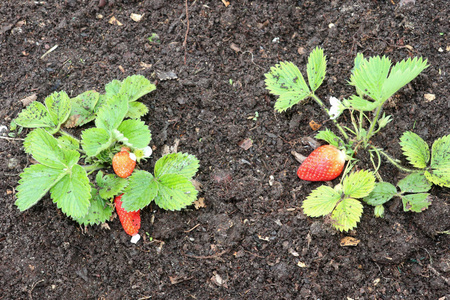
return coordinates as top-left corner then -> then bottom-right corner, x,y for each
297,145 -> 346,181
114,194 -> 141,236
112,147 -> 136,178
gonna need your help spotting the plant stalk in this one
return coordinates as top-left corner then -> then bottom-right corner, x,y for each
310,94 -> 349,141
365,105 -> 383,145
372,146 -> 416,173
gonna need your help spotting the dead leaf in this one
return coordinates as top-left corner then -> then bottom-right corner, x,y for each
20,93 -> 37,106
130,13 -> 144,22
309,120 -> 322,131
194,198 -> 206,210
340,236 -> 360,247
298,47 -> 306,55
424,93 -> 436,102
108,16 -> 123,26
100,223 -> 111,230
191,179 -> 203,191
221,0 -> 230,7
238,138 -> 253,150
64,114 -> 81,128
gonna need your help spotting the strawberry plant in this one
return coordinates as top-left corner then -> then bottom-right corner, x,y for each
11,75 -> 200,240
265,48 -> 450,231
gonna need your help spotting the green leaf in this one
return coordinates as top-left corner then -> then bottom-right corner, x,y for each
154,153 -> 200,180
342,170 -> 376,199
121,170 -> 159,211
44,91 -> 71,128
425,135 -> 450,187
120,75 -> 156,102
105,79 -> 122,97
397,173 -> 432,193
81,127 -> 112,157
154,174 -> 198,210
315,129 -> 344,148
399,131 -> 430,169
14,101 -> 56,131
374,205 -> 385,218
302,185 -> 341,217
382,57 -> 428,102
306,47 -> 327,92
401,193 -> 432,212
24,128 -> 78,169
15,164 -> 66,211
66,90 -> 100,127
116,119 -> 152,149
349,55 -> 391,102
72,188 -> 114,226
264,61 -> 311,112
331,197 -> 363,232
126,101 -> 149,119
363,182 -> 397,206
96,171 -> 129,199
50,164 -> 91,219
57,135 -> 80,152
95,94 -> 128,132
350,53 -> 368,96
346,95 -> 379,111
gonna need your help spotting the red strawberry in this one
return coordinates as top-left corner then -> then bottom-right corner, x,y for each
297,145 -> 346,181
112,147 -> 136,178
114,194 -> 141,236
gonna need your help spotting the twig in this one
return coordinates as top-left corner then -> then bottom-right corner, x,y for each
28,279 -> 44,300
185,249 -> 229,260
0,136 -> 24,141
184,223 -> 200,233
183,0 -> 190,64
241,51 -> 265,70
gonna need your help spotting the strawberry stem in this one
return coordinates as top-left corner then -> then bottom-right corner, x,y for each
371,146 -> 415,173
311,94 -> 349,141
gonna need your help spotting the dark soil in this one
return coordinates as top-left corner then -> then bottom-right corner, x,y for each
1,0 -> 449,299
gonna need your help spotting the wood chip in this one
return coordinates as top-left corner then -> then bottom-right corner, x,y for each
221,0 -> 230,7
109,16 -> 123,26
309,120 -> 322,131
194,198 -> 206,210
230,43 -> 241,52
424,93 -> 436,102
291,150 -> 307,163
238,138 -> 253,150
340,236 -> 360,247
20,93 -> 37,106
130,13 -> 144,22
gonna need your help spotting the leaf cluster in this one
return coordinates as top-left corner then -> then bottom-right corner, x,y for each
400,132 -> 450,187
363,172 -> 432,217
264,47 -> 326,112
302,170 -> 376,232
13,75 -> 200,226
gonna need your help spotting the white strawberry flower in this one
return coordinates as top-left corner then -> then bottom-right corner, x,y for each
142,146 -> 152,158
329,96 -> 346,120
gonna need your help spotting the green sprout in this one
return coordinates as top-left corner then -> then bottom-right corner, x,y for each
147,33 -> 160,44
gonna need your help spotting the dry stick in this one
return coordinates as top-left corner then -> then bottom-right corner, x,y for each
28,279 -> 44,300
185,249 -> 229,260
183,0 -> 190,65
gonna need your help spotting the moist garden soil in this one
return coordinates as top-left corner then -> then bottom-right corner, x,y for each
0,0 -> 449,299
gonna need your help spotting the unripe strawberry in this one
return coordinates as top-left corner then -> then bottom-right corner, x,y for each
297,145 -> 346,181
112,147 -> 136,178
